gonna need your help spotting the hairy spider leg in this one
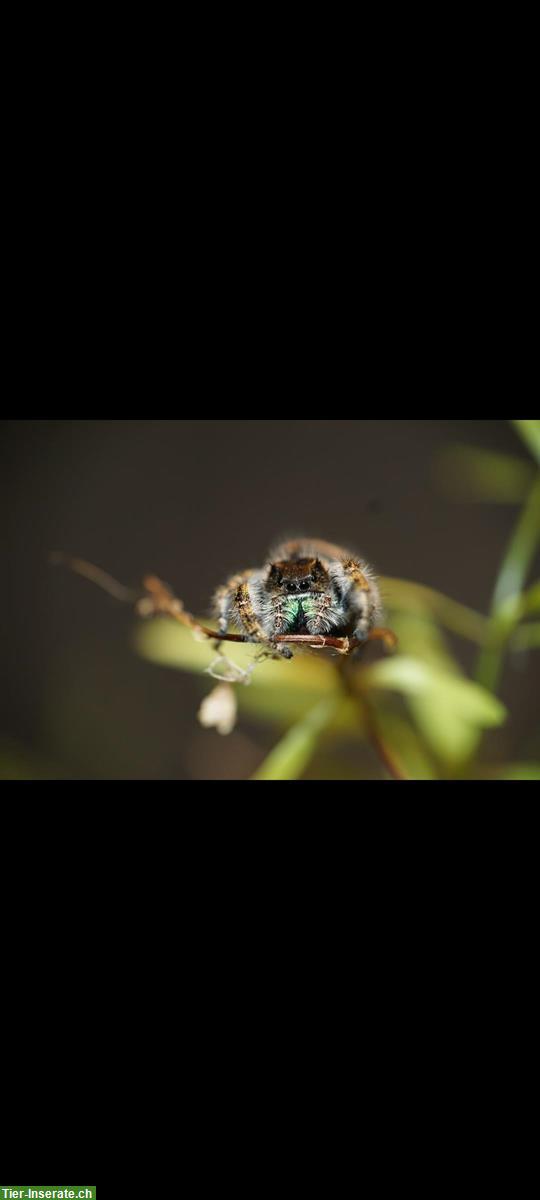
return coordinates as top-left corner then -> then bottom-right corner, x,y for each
213,572 -> 293,657
234,579 -> 269,641
212,570 -> 256,635
339,558 -> 378,640
341,559 -> 371,591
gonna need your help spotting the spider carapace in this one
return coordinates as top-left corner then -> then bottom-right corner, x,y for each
212,538 -> 382,656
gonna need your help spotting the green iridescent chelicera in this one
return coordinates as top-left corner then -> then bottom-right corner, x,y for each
282,594 -> 319,630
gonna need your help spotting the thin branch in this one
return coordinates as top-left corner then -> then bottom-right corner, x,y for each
360,697 -> 409,780
49,552 -> 139,603
51,554 -> 397,656
475,475 -> 540,692
336,655 -> 408,780
52,552 -> 404,778
138,575 -> 395,654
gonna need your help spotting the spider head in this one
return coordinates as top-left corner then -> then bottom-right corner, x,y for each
268,557 -> 326,594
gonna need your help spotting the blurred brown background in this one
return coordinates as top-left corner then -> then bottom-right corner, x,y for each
1,419 -> 538,778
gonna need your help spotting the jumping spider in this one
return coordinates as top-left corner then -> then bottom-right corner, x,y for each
212,538 -> 382,658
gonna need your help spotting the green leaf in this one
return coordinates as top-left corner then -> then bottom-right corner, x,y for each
135,618 -> 363,732
236,686 -> 359,733
491,477 -> 540,610
389,612 -> 462,674
381,577 -> 488,644
476,476 -> 540,691
135,617 -> 334,692
384,613 -> 476,763
519,580 -> 540,616
493,763 -> 540,780
251,697 -> 339,780
409,695 -> 481,766
361,654 -> 507,767
511,420 -> 540,466
436,444 -> 534,503
362,657 -> 507,726
378,713 -> 437,779
511,623 -> 540,650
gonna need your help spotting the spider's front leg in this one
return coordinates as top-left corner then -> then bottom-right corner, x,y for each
235,578 -> 293,658
212,571 -> 292,658
332,557 -> 382,642
212,571 -> 250,638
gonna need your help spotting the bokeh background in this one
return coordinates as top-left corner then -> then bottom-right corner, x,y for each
1,419 -> 538,778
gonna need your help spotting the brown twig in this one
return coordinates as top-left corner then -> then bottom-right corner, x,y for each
52,552 -> 404,776
49,552 -> 139,603
360,697 -> 408,780
51,554 -> 397,656
138,576 -> 397,655
336,655 -> 408,780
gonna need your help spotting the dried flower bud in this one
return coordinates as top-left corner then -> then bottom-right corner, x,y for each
198,683 -> 238,736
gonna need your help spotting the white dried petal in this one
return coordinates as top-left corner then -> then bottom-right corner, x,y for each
198,683 -> 238,736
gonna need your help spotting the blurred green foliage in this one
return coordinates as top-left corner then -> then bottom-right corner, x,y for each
436,445 -> 534,503
2,421 -> 535,782
135,420 -> 540,780
115,417 -> 535,782
136,420 -> 540,777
